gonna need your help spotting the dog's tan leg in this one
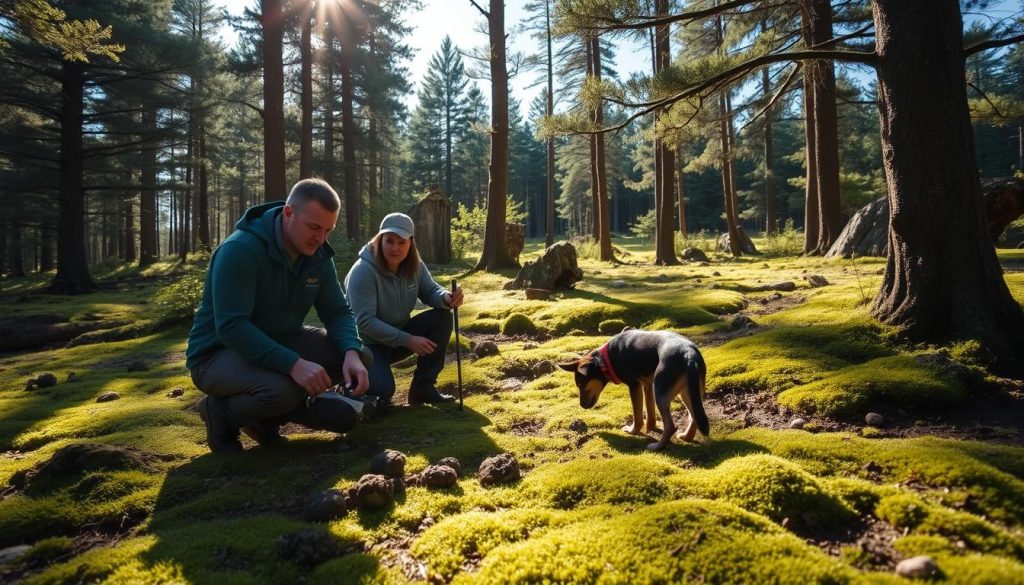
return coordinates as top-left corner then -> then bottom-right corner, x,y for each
676,378 -> 698,442
621,385 -> 645,435
647,380 -> 678,451
642,382 -> 661,434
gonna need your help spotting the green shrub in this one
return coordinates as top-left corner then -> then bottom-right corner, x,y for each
762,219 -> 803,256
501,313 -> 538,336
153,251 -> 210,324
451,196 -> 527,260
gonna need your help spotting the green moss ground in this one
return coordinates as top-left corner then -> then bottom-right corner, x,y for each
1,244 -> 1023,583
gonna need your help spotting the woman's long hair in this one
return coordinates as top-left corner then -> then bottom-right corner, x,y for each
369,232 -> 420,279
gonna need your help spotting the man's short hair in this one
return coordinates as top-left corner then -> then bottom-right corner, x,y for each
286,178 -> 341,213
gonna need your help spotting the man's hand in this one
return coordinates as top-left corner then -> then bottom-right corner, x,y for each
343,349 -> 370,396
406,335 -> 437,357
444,286 -> 464,309
289,358 -> 332,396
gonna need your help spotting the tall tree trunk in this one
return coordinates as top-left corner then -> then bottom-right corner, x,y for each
586,36 -> 599,241
339,19 -> 359,240
9,225 -> 25,277
50,60 -> 95,293
870,0 -> 1024,373
802,66 -> 819,252
802,0 -> 841,254
323,25 -> 335,186
40,227 -> 53,272
262,0 -> 286,202
300,6 -> 313,179
198,124 -> 210,249
181,132 -> 193,263
653,0 -> 677,265
367,24 -> 379,204
720,92 -> 742,256
473,0 -> 516,270
590,35 -> 613,261
762,67 -> 778,234
139,106 -> 158,266
123,194 -> 136,263
676,148 -> 687,237
544,0 -> 555,247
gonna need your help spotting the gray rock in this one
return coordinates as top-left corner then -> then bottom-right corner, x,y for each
96,392 -> 120,403
522,342 -> 539,350
474,341 -> 499,358
568,419 -> 588,434
353,474 -> 395,509
730,315 -> 756,330
25,372 -> 58,391
303,488 -> 347,522
369,449 -> 406,478
275,528 -> 342,567
680,247 -> 709,262
478,453 -> 521,486
804,274 -> 830,287
532,360 -> 556,377
610,280 -> 627,289
437,457 -> 463,478
0,544 -> 31,566
525,288 -> 551,300
166,387 -> 185,398
865,412 -> 885,427
505,241 -> 584,291
895,555 -> 939,579
789,418 -> 807,430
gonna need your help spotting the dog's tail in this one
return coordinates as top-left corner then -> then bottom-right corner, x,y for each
688,360 -> 710,437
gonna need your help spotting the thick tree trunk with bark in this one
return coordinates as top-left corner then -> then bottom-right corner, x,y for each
545,0 -> 555,247
870,0 -> 1024,373
802,0 -> 842,254
802,66 -> 819,252
300,10 -> 313,179
589,36 -> 613,261
50,60 -> 95,293
653,0 -> 678,265
474,0 -> 517,271
139,105 -> 158,266
262,0 -> 286,202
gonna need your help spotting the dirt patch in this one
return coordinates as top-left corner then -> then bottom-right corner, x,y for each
507,418 -> 546,436
807,517 -> 902,570
372,535 -> 427,581
695,294 -> 809,347
701,387 -> 847,434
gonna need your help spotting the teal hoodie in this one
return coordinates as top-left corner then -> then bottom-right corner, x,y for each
185,202 -> 362,374
344,244 -> 449,348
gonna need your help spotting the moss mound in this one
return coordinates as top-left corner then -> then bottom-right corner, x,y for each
522,456 -> 679,510
449,500 -> 856,584
500,313 -> 538,336
598,319 -> 627,335
877,493 -> 1024,558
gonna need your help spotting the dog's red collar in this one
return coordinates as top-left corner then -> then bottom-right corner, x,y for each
596,343 -> 623,385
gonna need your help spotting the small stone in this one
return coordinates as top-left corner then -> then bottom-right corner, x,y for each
523,342 -> 539,350
303,488 -> 347,522
680,248 -> 709,262
654,273 -> 669,282
478,453 -> 521,486
353,474 -> 395,509
804,274 -> 830,287
525,288 -> 551,300
436,456 -> 463,477
568,419 -> 588,434
730,315 -> 756,330
66,372 -> 78,383
474,341 -> 499,358
166,387 -> 185,398
418,464 -> 458,488
33,372 -> 58,388
610,280 -> 627,289
419,516 -> 436,531
369,449 -> 406,478
895,555 -> 939,579
865,412 -> 885,427
789,418 -> 807,430
712,271 -> 721,277
124,360 -> 150,373
532,360 -> 556,377
0,544 -> 31,566
96,392 -> 120,403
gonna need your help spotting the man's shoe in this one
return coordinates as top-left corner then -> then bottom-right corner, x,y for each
407,387 -> 456,406
240,419 -> 285,446
198,396 -> 243,452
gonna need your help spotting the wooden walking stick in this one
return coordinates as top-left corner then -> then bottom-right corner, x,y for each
452,279 -> 464,411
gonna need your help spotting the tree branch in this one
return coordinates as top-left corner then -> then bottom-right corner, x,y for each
964,33 -> 1024,57
968,81 -> 1010,119
564,0 -> 762,33
468,0 -> 488,19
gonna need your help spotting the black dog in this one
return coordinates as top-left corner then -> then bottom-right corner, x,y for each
558,329 -> 709,450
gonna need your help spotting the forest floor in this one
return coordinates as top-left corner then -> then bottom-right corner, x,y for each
1,240 -> 1023,584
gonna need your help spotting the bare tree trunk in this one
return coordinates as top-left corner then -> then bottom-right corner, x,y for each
676,147 -> 687,237
262,0 -> 287,202
323,25 -> 335,186
50,60 -> 95,292
653,0 -> 677,265
339,18 -> 359,240
802,66 -> 819,252
586,36 -> 599,241
40,227 -> 53,272
9,225 -> 25,277
123,193 -> 136,263
300,6 -> 313,179
198,123 -> 210,249
589,35 -> 613,261
544,0 -> 555,247
762,67 -> 777,234
870,0 -> 1024,373
139,105 -> 158,266
473,0 -> 516,270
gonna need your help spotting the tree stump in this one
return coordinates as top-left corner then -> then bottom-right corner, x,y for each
504,241 -> 583,291
505,223 -> 525,262
408,185 -> 451,264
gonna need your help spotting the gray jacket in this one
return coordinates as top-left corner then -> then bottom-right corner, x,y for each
343,244 -> 450,348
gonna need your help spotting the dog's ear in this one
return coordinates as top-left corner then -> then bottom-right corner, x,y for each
556,360 -> 580,372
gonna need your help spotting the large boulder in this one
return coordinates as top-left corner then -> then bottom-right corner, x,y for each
504,241 -> 583,291
825,196 -> 889,259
